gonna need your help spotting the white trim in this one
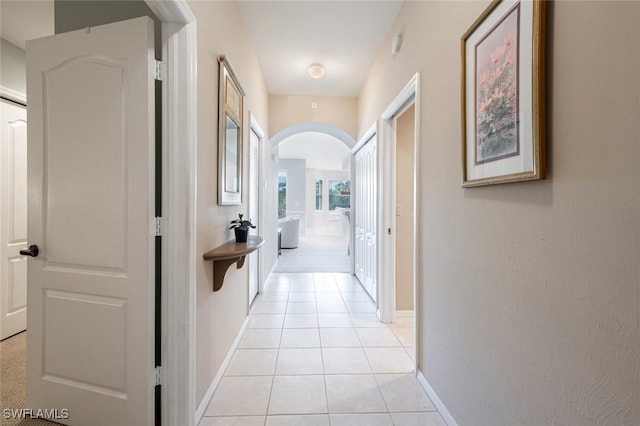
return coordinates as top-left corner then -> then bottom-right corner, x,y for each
146,0 -> 195,23
0,85 -> 26,105
416,369 -> 459,426
380,73 -> 420,120
144,1 -> 197,425
270,122 -> 356,149
249,114 -> 265,146
195,317 -> 250,423
395,310 -> 414,317
249,112 -> 265,295
352,123 -> 376,154
412,76 -> 421,375
377,73 -> 420,364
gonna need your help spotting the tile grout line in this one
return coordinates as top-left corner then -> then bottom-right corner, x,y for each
209,273 -> 429,424
262,275 -> 289,424
316,274 -> 332,422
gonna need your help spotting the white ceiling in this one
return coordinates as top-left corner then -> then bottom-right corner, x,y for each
0,0 -> 402,98
279,132 -> 351,171
238,0 -> 403,97
0,0 -> 54,49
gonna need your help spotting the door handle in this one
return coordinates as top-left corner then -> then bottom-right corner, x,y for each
20,245 -> 39,257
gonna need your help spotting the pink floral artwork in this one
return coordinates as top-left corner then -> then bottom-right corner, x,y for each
474,4 -> 520,165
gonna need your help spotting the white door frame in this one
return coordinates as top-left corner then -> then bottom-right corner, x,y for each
0,89 -> 27,342
377,73 -> 420,368
249,113 -> 266,293
143,2 -> 196,425
0,98 -> 27,341
0,86 -> 27,106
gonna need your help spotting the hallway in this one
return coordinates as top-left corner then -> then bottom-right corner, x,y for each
200,273 -> 444,426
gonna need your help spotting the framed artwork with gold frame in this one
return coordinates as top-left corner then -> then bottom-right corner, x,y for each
461,0 -> 546,187
218,55 -> 245,205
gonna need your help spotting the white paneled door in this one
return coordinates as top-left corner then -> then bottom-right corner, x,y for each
0,100 -> 28,340
26,17 -> 156,425
354,134 -> 377,301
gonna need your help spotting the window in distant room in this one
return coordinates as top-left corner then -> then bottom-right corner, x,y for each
315,179 -> 323,211
278,175 -> 287,219
329,180 -> 350,210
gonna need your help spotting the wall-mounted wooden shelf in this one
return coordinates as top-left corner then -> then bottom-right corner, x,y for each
203,236 -> 264,292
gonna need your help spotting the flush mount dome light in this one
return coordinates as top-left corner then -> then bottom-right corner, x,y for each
308,63 -> 325,79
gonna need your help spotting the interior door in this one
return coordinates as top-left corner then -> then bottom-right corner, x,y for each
26,17 -> 156,425
0,99 -> 28,340
354,150 -> 364,283
354,134 -> 377,301
248,127 -> 261,304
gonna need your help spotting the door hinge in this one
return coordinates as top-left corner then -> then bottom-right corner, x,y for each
155,217 -> 164,236
153,60 -> 165,81
154,366 -> 162,386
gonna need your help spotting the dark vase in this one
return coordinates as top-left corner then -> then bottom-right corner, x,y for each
234,227 -> 248,243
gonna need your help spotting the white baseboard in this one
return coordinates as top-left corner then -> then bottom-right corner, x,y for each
416,369 -> 459,426
396,310 -> 414,317
195,316 -> 250,424
261,261 -> 278,293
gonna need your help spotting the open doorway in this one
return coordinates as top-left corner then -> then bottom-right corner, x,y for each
1,2 -> 198,424
1,0 -> 53,337
274,132 -> 352,273
375,74 -> 420,370
391,103 -> 418,360
0,1 -> 53,421
394,104 -> 416,318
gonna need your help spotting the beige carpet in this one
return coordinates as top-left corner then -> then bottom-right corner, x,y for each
1,332 -> 57,426
274,234 -> 350,273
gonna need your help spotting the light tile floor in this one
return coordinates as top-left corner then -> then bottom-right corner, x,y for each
201,273 -> 445,426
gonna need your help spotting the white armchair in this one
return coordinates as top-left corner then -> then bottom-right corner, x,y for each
278,216 -> 300,248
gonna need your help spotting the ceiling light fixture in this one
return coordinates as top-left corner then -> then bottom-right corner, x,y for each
308,63 -> 325,79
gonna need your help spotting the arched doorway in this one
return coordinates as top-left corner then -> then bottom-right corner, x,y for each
271,123 -> 355,273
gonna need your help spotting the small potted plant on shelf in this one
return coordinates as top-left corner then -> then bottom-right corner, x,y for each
229,213 -> 256,243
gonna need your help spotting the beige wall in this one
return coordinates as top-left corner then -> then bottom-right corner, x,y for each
360,1 -> 640,424
395,105 -> 415,311
189,0 -> 274,406
269,94 -> 358,139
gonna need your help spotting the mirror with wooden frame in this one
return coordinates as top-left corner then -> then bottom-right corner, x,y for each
218,55 -> 245,205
